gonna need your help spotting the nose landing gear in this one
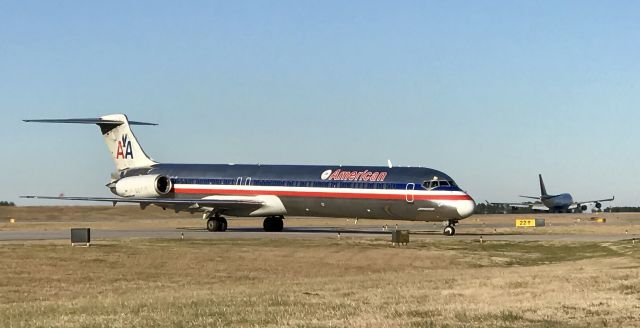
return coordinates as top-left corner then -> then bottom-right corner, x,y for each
443,225 -> 455,236
443,219 -> 458,236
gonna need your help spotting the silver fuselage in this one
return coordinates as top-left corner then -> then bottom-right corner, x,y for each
118,163 -> 476,222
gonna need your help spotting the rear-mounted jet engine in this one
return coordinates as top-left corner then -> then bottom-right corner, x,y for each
111,174 -> 173,197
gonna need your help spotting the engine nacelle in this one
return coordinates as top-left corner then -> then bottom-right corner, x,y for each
112,174 -> 173,197
595,202 -> 602,209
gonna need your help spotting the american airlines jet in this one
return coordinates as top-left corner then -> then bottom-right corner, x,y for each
22,114 -> 475,236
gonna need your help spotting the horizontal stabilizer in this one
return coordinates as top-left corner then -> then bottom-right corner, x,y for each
23,118 -> 157,126
24,114 -> 158,171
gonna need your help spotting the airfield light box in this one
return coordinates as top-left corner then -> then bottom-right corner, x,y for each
392,230 -> 410,245
71,228 -> 91,246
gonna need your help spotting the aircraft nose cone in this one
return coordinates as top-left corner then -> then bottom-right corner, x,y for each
457,197 -> 476,218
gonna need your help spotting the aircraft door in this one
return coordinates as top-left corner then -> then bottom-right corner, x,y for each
405,183 -> 415,203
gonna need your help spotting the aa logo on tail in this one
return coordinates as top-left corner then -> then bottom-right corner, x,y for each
116,135 -> 134,159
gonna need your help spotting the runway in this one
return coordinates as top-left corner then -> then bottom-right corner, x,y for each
2,206 -> 639,243
1,224 -> 636,242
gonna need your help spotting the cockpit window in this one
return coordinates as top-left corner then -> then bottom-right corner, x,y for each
424,180 -> 457,189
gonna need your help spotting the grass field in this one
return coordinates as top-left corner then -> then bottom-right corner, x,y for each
1,237 -> 639,327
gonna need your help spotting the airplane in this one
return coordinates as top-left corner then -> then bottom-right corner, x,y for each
490,174 -> 614,213
21,114 -> 476,236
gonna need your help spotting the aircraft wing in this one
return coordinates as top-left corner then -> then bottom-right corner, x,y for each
487,201 -> 532,208
574,196 -> 615,207
20,195 -> 264,211
487,201 -> 549,211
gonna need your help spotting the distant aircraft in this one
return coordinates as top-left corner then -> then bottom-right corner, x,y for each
490,174 -> 614,213
21,114 -> 475,236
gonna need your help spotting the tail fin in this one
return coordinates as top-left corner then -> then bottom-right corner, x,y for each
24,114 -> 157,171
539,174 -> 548,196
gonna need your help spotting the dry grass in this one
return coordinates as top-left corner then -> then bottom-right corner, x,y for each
2,206 -> 640,327
1,237 -> 639,327
462,213 -> 640,236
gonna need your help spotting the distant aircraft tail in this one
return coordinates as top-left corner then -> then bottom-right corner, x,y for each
24,114 -> 157,171
539,174 -> 548,197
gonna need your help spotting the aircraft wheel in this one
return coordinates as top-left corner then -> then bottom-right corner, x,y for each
263,217 -> 272,232
206,218 -> 218,232
219,217 -> 228,232
443,225 -> 455,236
206,217 -> 227,232
263,216 -> 284,232
274,216 -> 283,231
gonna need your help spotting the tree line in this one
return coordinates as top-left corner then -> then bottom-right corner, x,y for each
474,202 -> 538,214
0,201 -> 15,207
474,202 -> 608,214
605,207 -> 640,212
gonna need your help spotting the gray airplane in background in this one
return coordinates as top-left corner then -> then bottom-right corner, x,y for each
491,174 -> 614,213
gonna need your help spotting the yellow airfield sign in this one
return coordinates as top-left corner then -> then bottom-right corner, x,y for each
515,218 -> 545,227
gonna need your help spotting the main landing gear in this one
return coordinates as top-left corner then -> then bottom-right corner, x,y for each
443,220 -> 458,236
206,215 -> 228,232
204,214 -> 285,232
263,216 -> 284,232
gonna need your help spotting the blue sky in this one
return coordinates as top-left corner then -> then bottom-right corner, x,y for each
1,1 -> 639,206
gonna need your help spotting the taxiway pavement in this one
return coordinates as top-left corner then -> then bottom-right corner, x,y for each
1,224 -> 636,242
